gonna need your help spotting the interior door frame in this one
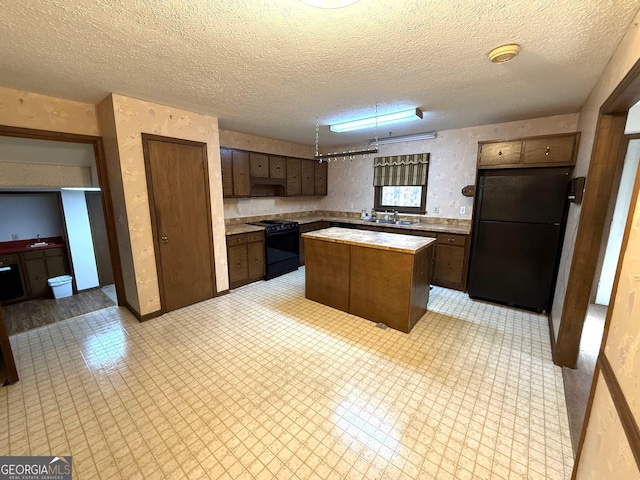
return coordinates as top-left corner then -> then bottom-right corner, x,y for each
553,58 -> 640,368
0,124 -> 124,306
141,133 -> 217,314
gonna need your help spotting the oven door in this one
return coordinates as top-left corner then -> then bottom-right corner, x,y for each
0,264 -> 25,302
264,228 -> 300,279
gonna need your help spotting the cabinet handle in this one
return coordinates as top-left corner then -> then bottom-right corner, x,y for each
448,238 -> 454,242
545,146 -> 550,156
237,261 -> 240,267
161,236 -> 168,243
498,151 -> 503,156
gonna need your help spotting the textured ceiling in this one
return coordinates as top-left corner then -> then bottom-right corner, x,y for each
1,0 -> 639,146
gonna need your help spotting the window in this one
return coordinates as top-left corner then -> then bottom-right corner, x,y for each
372,153 -> 429,214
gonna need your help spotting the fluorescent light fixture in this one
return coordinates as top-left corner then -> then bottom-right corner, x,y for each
369,132 -> 437,145
61,187 -> 101,191
300,0 -> 359,8
330,108 -> 423,133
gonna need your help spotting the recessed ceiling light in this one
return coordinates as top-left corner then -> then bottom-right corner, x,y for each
300,0 -> 360,8
488,43 -> 521,63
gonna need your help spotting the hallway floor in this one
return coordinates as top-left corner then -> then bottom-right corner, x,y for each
1,269 -> 572,479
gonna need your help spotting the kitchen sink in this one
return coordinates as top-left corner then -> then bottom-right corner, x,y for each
395,221 -> 413,226
361,218 -> 413,226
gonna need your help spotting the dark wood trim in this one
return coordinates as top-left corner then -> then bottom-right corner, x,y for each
124,301 -> 162,322
0,125 -> 125,308
553,113 -> 627,368
599,354 -> 640,469
571,362 -> 601,480
601,59 -> 640,114
141,133 -> 217,314
0,306 -> 19,385
216,289 -> 230,296
548,314 -> 557,352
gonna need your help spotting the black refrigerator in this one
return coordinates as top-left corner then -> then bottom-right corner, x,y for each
467,168 -> 570,312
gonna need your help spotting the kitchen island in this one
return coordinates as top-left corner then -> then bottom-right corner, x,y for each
302,227 -> 436,333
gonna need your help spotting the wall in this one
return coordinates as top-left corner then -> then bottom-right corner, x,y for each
98,94 -> 226,316
60,190 -> 99,291
551,12 -> 640,338
319,113 -> 580,219
0,193 -> 63,241
220,129 -> 319,219
0,162 -> 92,188
575,167 -> 640,477
0,85 -> 99,135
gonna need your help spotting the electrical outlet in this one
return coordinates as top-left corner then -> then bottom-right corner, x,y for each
349,202 -> 354,209
434,206 -> 440,214
460,206 -> 466,215
11,234 -> 19,240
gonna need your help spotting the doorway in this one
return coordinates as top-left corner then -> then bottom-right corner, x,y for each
0,126 -> 123,334
142,134 -> 217,313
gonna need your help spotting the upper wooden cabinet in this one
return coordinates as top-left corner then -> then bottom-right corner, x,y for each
269,155 -> 286,179
220,147 -> 327,198
478,132 -> 580,169
220,148 -> 250,197
286,157 -> 301,196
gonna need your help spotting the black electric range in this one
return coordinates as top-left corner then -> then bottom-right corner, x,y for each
248,220 -> 300,279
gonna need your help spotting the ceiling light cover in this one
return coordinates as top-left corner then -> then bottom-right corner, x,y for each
369,132 -> 437,145
300,0 -> 360,8
488,44 -> 521,63
331,108 -> 423,133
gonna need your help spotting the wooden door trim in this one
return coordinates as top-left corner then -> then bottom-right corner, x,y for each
553,113 -> 627,367
0,124 -> 125,309
141,133 -> 217,314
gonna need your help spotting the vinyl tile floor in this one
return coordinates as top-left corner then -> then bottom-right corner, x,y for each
0,269 -> 572,479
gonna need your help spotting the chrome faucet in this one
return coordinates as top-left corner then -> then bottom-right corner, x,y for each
393,210 -> 399,222
36,234 -> 41,242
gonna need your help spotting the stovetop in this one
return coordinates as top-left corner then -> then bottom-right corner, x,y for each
248,219 -> 299,234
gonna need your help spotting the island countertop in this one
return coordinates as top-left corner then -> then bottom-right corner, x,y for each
302,227 -> 436,254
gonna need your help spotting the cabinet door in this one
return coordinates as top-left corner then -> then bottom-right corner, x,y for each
286,158 -> 301,196
314,161 -> 328,195
247,241 -> 265,279
301,160 -> 315,195
23,256 -> 49,296
220,148 -> 234,197
232,151 -> 251,197
250,153 -> 269,177
45,248 -> 69,278
269,155 -> 286,179
523,135 -> 577,166
227,244 -> 248,284
433,244 -> 465,287
478,141 -> 522,168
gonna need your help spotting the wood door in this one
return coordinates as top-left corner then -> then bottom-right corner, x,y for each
247,241 -> 265,279
143,135 -> 216,313
227,244 -> 248,284
85,191 -> 114,286
286,158 -> 301,196
478,141 -> 522,167
220,148 -> 234,197
45,249 -> 69,278
301,160 -> 315,195
23,255 -> 48,296
523,135 -> 577,165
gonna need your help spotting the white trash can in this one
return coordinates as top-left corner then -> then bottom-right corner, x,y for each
48,275 -> 73,299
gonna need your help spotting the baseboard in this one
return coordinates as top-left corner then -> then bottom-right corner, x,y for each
217,289 -> 230,296
125,301 -> 162,322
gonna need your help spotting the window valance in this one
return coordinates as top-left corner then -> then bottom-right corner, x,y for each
373,153 -> 430,186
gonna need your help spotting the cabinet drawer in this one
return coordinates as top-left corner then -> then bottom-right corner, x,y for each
523,136 -> 576,165
227,234 -> 247,245
0,254 -> 19,265
437,233 -> 467,247
22,250 -> 45,260
478,141 -> 522,167
247,232 -> 264,243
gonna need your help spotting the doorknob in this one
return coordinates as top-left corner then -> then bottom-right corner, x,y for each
161,236 -> 168,243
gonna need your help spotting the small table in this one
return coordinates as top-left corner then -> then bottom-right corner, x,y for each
302,227 -> 436,333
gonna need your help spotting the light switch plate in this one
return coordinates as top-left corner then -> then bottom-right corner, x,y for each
11,234 -> 19,240
460,206 -> 466,215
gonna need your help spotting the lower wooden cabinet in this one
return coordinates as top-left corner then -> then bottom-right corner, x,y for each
431,234 -> 469,290
299,221 -> 330,265
227,231 -> 265,289
355,224 -> 469,291
22,248 -> 70,297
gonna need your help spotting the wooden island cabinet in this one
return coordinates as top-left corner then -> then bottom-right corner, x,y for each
303,227 -> 436,333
